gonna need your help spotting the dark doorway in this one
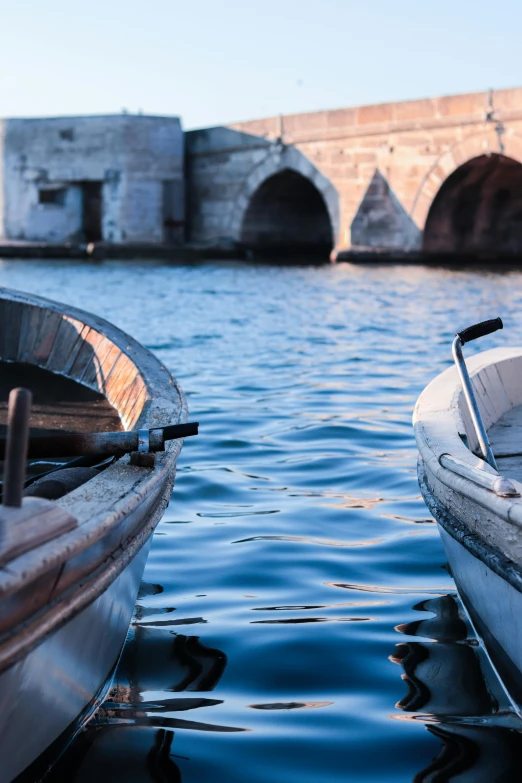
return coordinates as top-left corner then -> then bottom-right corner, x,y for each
162,180 -> 184,245
82,182 -> 103,243
241,169 -> 333,258
423,154 -> 522,255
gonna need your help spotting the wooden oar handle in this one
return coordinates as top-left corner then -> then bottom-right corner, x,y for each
3,388 -> 32,507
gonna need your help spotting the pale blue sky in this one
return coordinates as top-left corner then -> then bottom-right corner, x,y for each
1,0 -> 520,129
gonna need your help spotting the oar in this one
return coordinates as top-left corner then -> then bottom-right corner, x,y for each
0,421 -> 199,460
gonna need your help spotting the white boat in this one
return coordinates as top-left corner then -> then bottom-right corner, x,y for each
414,318 -> 522,713
0,288 -> 196,782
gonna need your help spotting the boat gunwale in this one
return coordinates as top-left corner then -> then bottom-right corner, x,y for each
0,468 -> 171,674
418,458 -> 522,596
413,347 -> 522,528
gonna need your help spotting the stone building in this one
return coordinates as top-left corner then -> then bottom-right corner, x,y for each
0,115 -> 184,244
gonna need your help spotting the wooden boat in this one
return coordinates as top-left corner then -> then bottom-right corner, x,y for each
0,288 -> 195,782
414,318 -> 522,715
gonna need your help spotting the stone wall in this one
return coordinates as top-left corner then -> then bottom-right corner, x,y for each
1,115 -> 184,244
187,87 -> 522,255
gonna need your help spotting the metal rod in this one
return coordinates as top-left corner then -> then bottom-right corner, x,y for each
452,336 -> 497,470
3,388 -> 32,507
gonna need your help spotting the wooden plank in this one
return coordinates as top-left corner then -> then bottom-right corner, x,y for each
46,316 -> 87,374
112,369 -> 142,423
496,357 -> 522,408
61,323 -> 91,375
124,379 -> 149,430
488,406 -> 522,453
103,354 -> 131,403
482,364 -> 512,422
92,342 -> 122,399
472,373 -> 497,431
68,329 -> 107,386
18,305 -> 45,362
0,497 -> 77,568
27,310 -> 63,366
0,300 -> 23,361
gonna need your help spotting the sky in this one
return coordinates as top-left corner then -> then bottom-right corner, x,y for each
1,0 -> 521,129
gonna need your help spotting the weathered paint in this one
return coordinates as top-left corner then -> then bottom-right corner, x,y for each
0,116 -> 184,244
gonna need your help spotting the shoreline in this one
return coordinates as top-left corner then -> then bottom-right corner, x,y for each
0,241 -> 521,267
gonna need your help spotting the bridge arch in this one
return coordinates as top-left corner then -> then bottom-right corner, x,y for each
227,145 -> 340,255
411,129 -> 522,233
423,152 -> 522,253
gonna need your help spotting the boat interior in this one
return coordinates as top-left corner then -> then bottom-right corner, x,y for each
456,350 -> 522,483
0,361 -> 123,500
487,407 -> 522,481
0,291 -> 150,503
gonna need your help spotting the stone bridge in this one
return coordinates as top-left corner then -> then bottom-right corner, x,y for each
186,87 -> 522,258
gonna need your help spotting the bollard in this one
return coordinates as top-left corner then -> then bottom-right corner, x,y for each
3,388 -> 32,508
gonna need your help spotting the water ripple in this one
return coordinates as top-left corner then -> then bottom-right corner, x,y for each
6,261 -> 522,781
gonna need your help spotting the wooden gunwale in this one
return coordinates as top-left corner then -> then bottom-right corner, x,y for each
0,287 -> 187,672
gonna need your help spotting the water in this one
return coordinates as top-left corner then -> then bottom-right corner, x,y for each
2,260 -> 522,782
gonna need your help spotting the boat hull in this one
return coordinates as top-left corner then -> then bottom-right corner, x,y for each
419,463 -> 522,712
437,524 -> 522,708
0,539 -> 151,783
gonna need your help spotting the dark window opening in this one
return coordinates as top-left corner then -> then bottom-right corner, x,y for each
59,128 -> 74,142
163,180 -> 184,245
39,188 -> 66,206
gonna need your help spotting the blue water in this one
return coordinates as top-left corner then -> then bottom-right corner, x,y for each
2,260 -> 522,782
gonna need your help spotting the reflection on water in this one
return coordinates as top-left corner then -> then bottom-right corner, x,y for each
48,609 -> 234,781
5,261 -> 522,781
392,594 -> 522,781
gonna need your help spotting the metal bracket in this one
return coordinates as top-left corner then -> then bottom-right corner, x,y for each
138,429 -> 150,452
130,428 -> 155,468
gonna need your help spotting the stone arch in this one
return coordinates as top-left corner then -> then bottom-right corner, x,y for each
423,152 -> 522,253
240,169 -> 334,256
411,129 -> 522,230
227,145 -> 340,250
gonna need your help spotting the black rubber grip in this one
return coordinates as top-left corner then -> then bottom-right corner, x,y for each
162,422 -> 199,440
456,318 -> 503,345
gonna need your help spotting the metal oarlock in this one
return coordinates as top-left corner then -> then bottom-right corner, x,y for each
452,318 -> 503,470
